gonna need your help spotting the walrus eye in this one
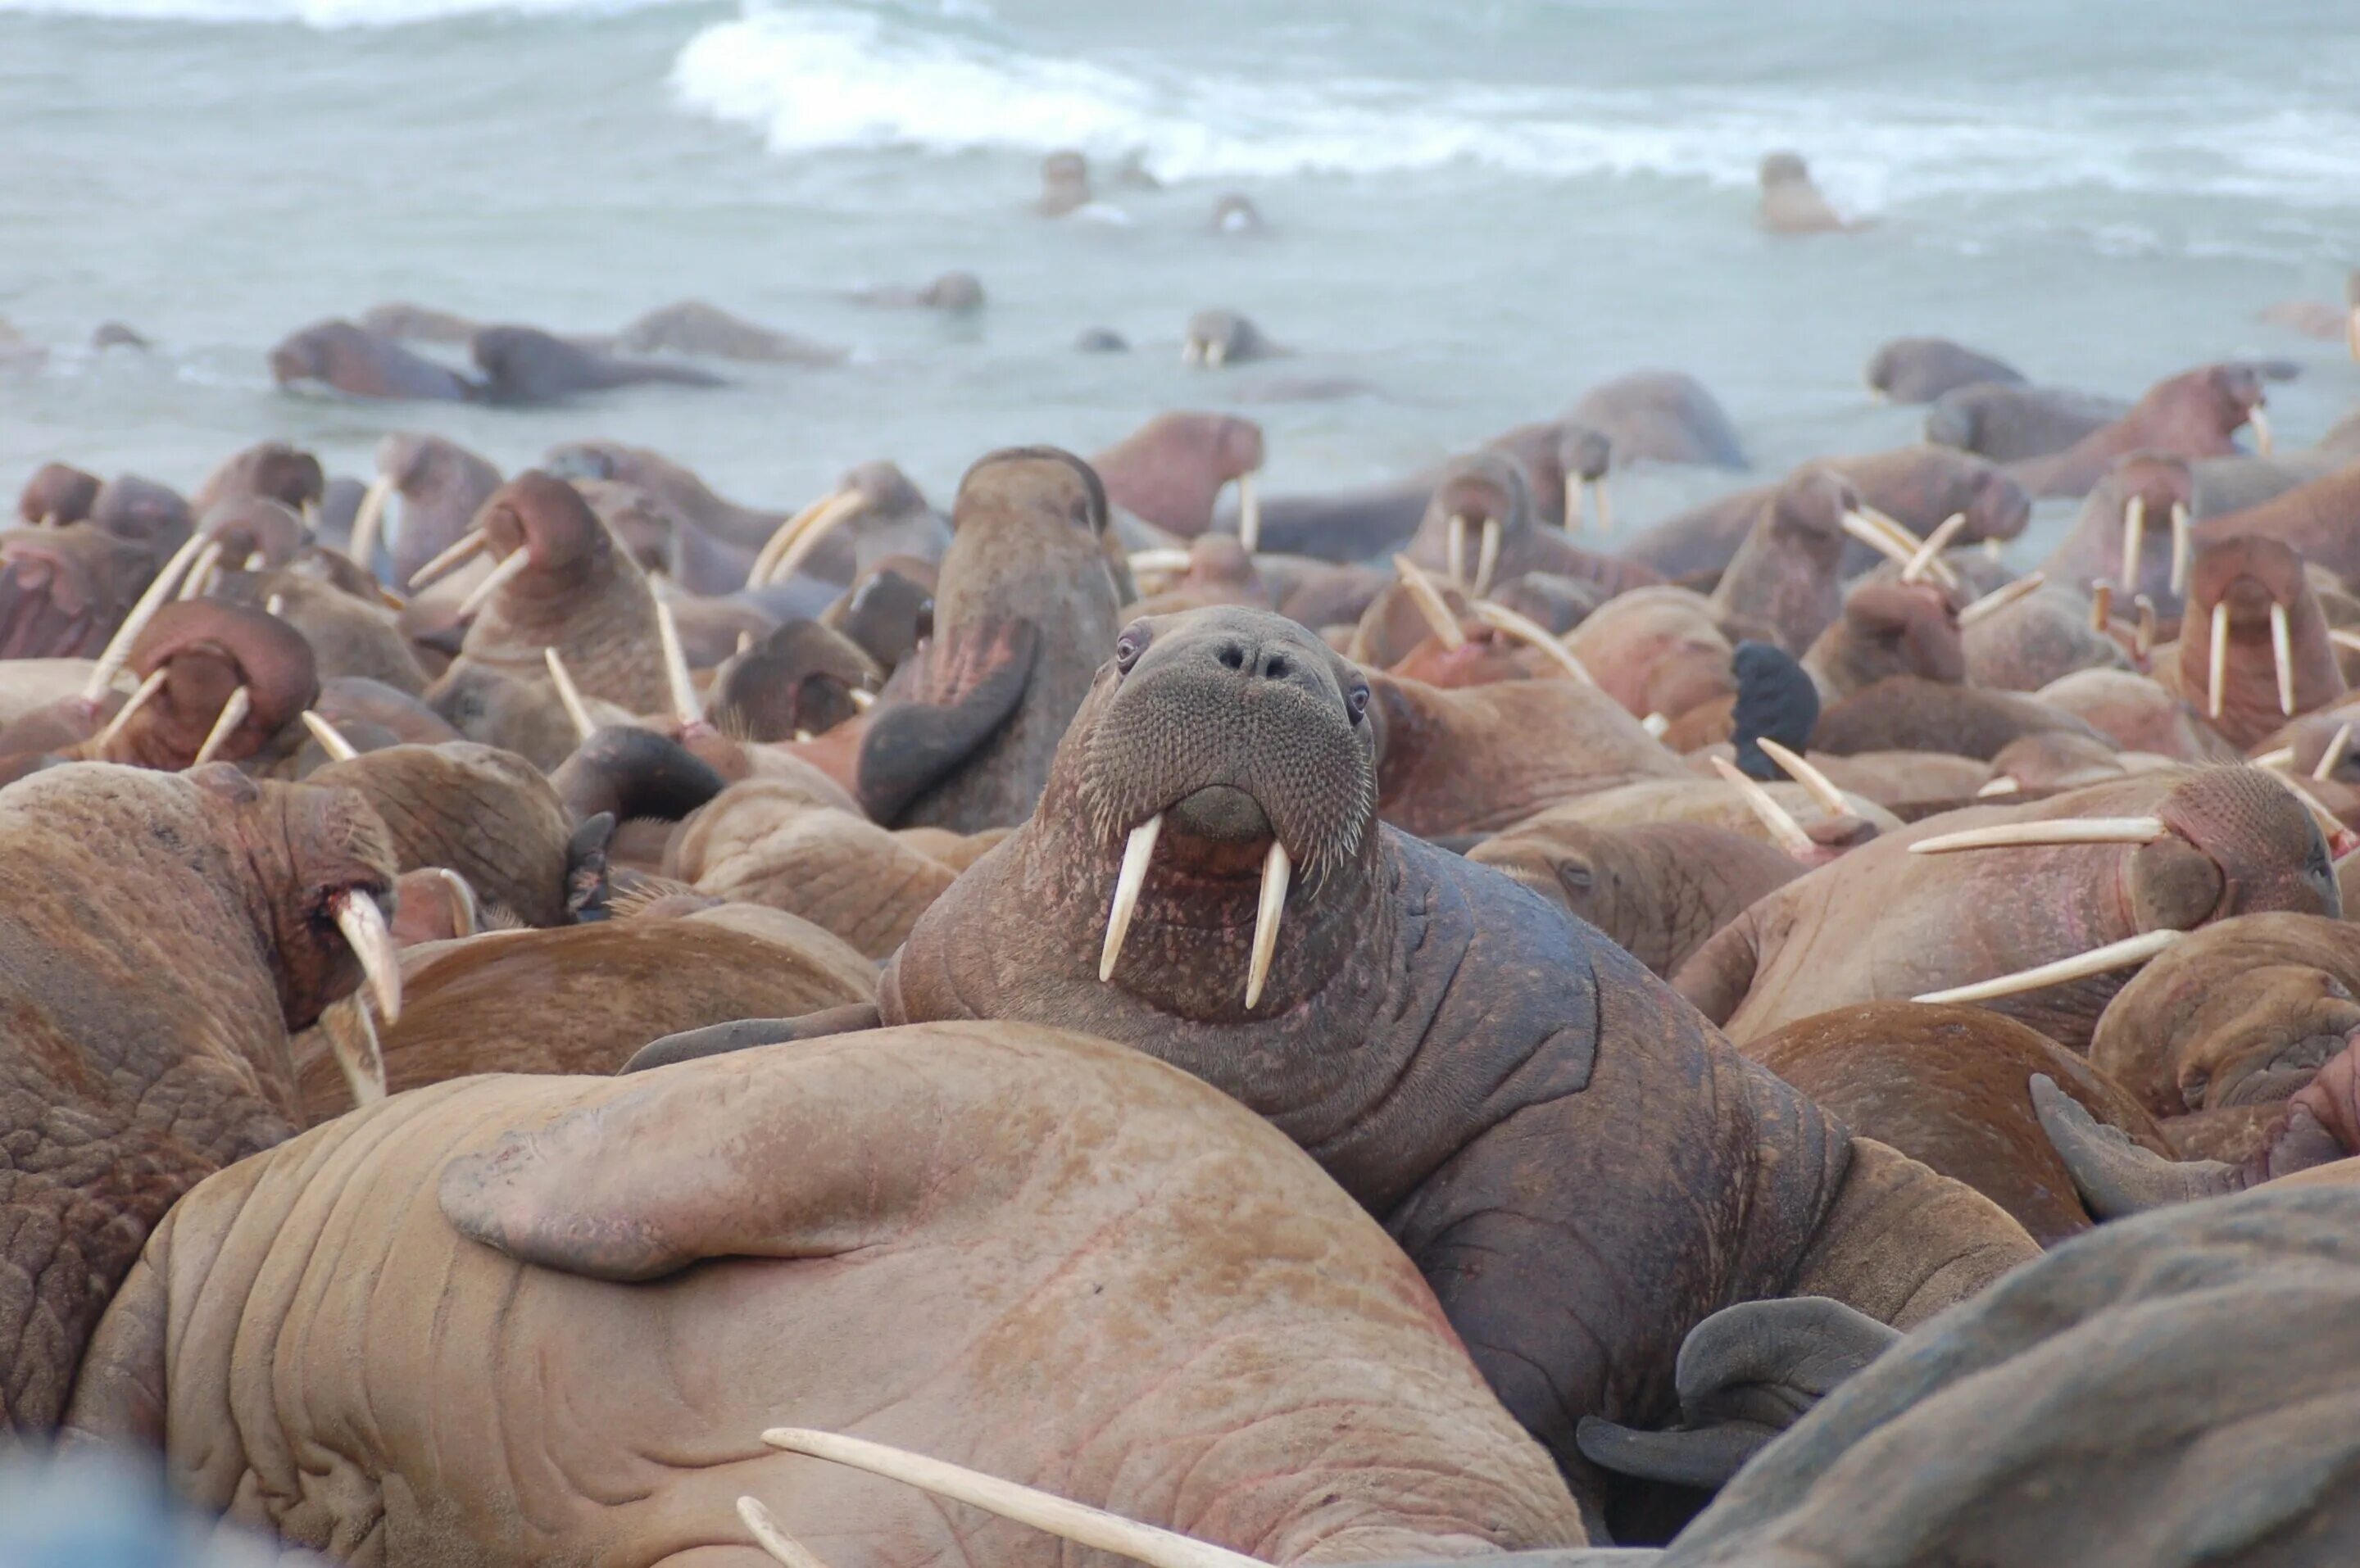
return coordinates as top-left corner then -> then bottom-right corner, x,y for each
1114,628 -> 1148,673
1557,860 -> 1595,895
1346,682 -> 1370,723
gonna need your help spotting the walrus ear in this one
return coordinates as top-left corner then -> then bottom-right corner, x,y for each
857,620 -> 1040,825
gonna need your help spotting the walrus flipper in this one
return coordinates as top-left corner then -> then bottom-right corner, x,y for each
856,620 -> 1040,825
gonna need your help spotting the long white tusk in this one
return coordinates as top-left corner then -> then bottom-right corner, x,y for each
92,667 -> 170,750
656,598 -> 703,726
1472,516 -> 1501,597
1472,600 -> 1594,684
176,538 -> 224,601
300,709 -> 359,761
1901,512 -> 1967,584
1854,505 -> 1958,587
2168,502 -> 2191,597
1840,509 -> 1919,572
2272,600 -> 2297,717
332,992 -> 388,1108
1711,755 -> 1816,857
737,1498 -> 832,1568
2248,405 -> 2273,456
1592,474 -> 1614,536
332,887 -> 402,1026
1913,927 -> 2182,1004
1754,736 -> 1847,816
79,531 -> 216,702
2317,723 -> 2354,782
1390,555 -> 1465,650
762,490 -> 866,588
2120,495 -> 2146,589
349,474 -> 393,577
750,492 -> 838,587
2209,600 -> 2231,719
1976,776 -> 2022,797
454,548 -> 530,621
1127,548 -> 1191,575
2090,581 -> 2113,633
189,685 -> 252,766
1446,514 -> 1468,587
543,646 -> 595,742
2332,628 -> 2360,655
407,527 -> 487,590
433,867 -> 479,939
1911,816 -> 2169,854
1957,571 -> 2046,627
1563,472 -> 1582,533
760,1429 -> 1263,1568
1236,470 -> 1260,554
1244,838 -> 1291,1009
1099,814 -> 1164,981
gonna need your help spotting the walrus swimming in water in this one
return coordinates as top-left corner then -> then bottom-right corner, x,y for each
470,325 -> 728,406
267,319 -> 478,402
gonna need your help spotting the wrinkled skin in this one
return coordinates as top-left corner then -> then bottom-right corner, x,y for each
368,431 -> 503,590
1958,582 -> 2129,691
1863,337 -> 2023,403
2197,462 -> 2360,582
1403,452 -> 1661,599
266,318 -> 477,401
2038,451 -> 2199,611
1709,467 -> 1854,655
2008,364 -> 2267,498
1811,674 -> 2110,759
1801,750 -> 1994,821
610,299 -> 846,365
1757,152 -> 1849,234
470,324 -> 727,405
422,664 -> 586,773
1804,579 -> 1963,699
1471,817 -> 1806,977
1091,410 -> 1264,537
856,448 -> 1124,832
2036,668 -> 2238,764
1675,768 -> 2340,1050
82,475 -> 192,557
307,741 -> 574,926
1981,731 -> 2136,798
196,495 -> 306,573
1571,369 -> 1747,469
68,1024 -> 1589,1564
1567,587 -> 1737,723
1923,379 -> 2126,463
881,605 -> 2037,1524
2152,536 -> 2344,751
1745,1003 -> 2166,1244
192,442 -> 323,517
0,763 -> 394,1432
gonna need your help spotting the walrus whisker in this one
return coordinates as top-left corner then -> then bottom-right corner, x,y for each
1754,736 -> 1846,816
2119,495 -> 2146,587
93,668 -> 169,750
455,548 -> 532,621
2248,404 -> 2273,456
737,1497 -> 832,1568
332,888 -> 402,1027
177,538 -> 225,601
1390,555 -> 1465,650
2271,601 -> 2296,717
1709,756 -> 1815,858
2262,768 -> 2349,851
2168,501 -> 2191,597
2208,600 -> 2230,719
762,490 -> 867,589
2089,581 -> 2113,633
433,868 -> 479,939
1913,927 -> 2182,1004
1473,600 -> 1594,685
1246,840 -> 1291,1011
2315,723 -> 2353,782
1900,512 -> 1967,584
300,710 -> 360,762
1445,513 -> 1468,587
543,646 -> 596,743
331,990 -> 388,1108
759,1427 -> 1263,1568
1976,776 -> 2022,797
188,685 -> 251,767
408,526 -> 487,590
656,599 -> 704,727
1955,571 -> 2045,627
1236,470 -> 1261,554
1472,516 -> 1501,597
82,530 -> 215,700
1909,817 -> 2169,854
349,474 -> 393,576
1100,814 -> 1164,982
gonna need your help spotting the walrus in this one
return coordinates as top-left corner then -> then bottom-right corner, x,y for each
356,301 -> 479,342
266,318 -> 477,401
470,324 -> 728,405
2195,462 -> 2360,582
1402,451 -> 1660,600
1758,152 -> 1853,234
1182,308 -> 1284,366
1863,337 -> 2025,403
850,270 -> 986,310
1572,369 -> 1747,469
1035,149 -> 1092,215
610,299 -> 846,365
1709,466 -> 1860,655
1211,192 -> 1266,233
1923,379 -> 2129,463
192,441 -> 323,516
2008,363 -> 2269,498
16,462 -> 101,526
359,431 -> 502,590
2149,535 -> 2343,751
1091,411 -> 1264,538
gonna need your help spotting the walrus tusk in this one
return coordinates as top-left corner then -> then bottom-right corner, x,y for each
2251,746 -> 2297,771
265,592 -> 284,618
1911,816 -> 2168,854
2089,581 -> 2113,633
2272,601 -> 2297,716
1445,514 -> 1469,587
543,647 -> 595,743
332,887 -> 402,1026
1913,927 -> 2182,1004
1955,571 -> 2045,627
349,474 -> 393,577
1710,756 -> 1815,857
455,548 -> 531,621
37,511 -> 57,528
2168,502 -> 2190,597
1592,475 -> 1615,536
1128,548 -> 1191,576
1245,838 -> 1290,1010
1976,776 -> 2022,797
1982,537 -> 2003,562
1900,512 -> 1967,584
762,490 -> 867,589
1236,470 -> 1261,554
2331,628 -> 2360,655
737,1498 -> 831,1568
408,527 -> 488,590
1839,510 -> 1918,573
1471,516 -> 1502,597
759,1428 -> 1264,1568
656,599 -> 704,726
1099,814 -> 1164,981
2135,595 -> 2156,659
177,538 -> 225,601
1852,506 -> 1959,587
1205,339 -> 1227,369
2208,600 -> 2231,719
334,992 -> 388,1108
750,492 -> 846,587
2317,723 -> 2353,782
848,687 -> 875,710
1641,711 -> 1668,737
2119,495 -> 2146,588
2248,405 -> 2273,456
79,531 -> 216,701
1754,736 -> 1846,816
300,709 -> 360,762
1181,339 -> 1202,367
1563,473 -> 1582,533
1472,600 -> 1594,685
433,867 -> 479,938
189,685 -> 251,767
1390,555 -> 1465,650
93,668 -> 170,750
2349,306 -> 2360,363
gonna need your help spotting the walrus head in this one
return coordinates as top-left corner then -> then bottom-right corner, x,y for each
103,600 -> 319,770
17,463 -> 101,527
1759,151 -> 1813,188
1056,605 -> 1377,1012
2182,535 -> 2340,743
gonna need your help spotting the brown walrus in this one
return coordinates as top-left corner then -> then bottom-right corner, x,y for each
266,318 -> 478,402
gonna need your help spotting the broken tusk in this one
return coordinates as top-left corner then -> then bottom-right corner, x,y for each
1473,600 -> 1594,684
92,667 -> 170,750
1390,555 -> 1465,650
1244,838 -> 1290,1010
1472,516 -> 1501,598
1100,814 -> 1164,982
543,647 -> 595,743
408,527 -> 487,590
2120,496 -> 2147,589
454,548 -> 531,621
1911,816 -> 2169,854
1901,512 -> 1967,584
1236,470 -> 1260,554
264,592 -> 284,618
655,598 -> 703,726
1956,571 -> 2046,628
1710,756 -> 1816,858
2209,600 -> 2231,720
79,530 -> 215,701
331,887 -> 402,1026
2272,600 -> 2297,717
737,1498 -> 833,1568
1446,514 -> 1469,587
1913,927 -> 2183,1005
760,1429 -> 1264,1568
2248,404 -> 2273,456
2090,581 -> 2113,633
1754,736 -> 1847,816
2317,723 -> 2353,782
349,474 -> 393,578
189,684 -> 251,766
177,538 -> 224,601
2168,502 -> 2190,598
1976,776 -> 2022,798
300,709 -> 359,762
333,991 -> 388,1108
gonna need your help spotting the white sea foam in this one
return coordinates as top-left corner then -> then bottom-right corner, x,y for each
0,0 -> 691,27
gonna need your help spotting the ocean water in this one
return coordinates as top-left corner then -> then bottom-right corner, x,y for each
3,0 -> 2358,551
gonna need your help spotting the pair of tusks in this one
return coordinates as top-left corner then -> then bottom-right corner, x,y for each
749,1429 -> 1264,1568
1101,815 -> 1290,1009
349,474 -> 393,576
1561,473 -> 1614,536
1443,512 -> 1501,597
2117,496 -> 2194,598
408,527 -> 534,619
1709,737 -> 1846,858
1956,570 -> 2046,628
1838,507 -> 1960,589
1386,556 -> 1595,684
751,489 -> 869,589
328,887 -> 400,1106
1180,338 -> 1228,368
2208,599 -> 2297,719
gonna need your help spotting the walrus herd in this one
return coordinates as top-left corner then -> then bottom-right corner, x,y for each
11,229 -> 2360,1567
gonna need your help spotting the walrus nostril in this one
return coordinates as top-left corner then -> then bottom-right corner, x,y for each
1263,653 -> 1291,680
1217,642 -> 1246,671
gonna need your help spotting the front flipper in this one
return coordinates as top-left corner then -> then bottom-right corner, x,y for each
621,1003 -> 883,1074
2033,1074 -> 2251,1218
1669,908 -> 1763,1029
856,621 -> 1038,825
